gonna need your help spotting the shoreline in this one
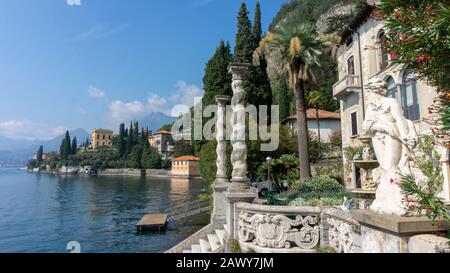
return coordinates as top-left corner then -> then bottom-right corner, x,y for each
27,168 -> 202,180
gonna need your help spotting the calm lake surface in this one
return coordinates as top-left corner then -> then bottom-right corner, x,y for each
0,168 -> 208,253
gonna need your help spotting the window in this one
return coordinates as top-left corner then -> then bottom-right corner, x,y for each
103,135 -> 105,140
97,134 -> 99,139
346,36 -> 353,47
378,30 -> 389,70
402,72 -> 420,121
351,112 -> 358,136
347,56 -> 355,75
386,77 -> 397,98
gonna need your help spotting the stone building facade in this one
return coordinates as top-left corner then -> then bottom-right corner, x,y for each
333,2 -> 449,201
171,156 -> 200,178
148,130 -> 174,158
91,129 -> 113,149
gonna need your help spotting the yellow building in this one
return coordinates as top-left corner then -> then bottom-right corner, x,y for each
171,156 -> 200,178
92,129 -> 113,149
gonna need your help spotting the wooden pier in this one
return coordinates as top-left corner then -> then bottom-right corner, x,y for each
136,214 -> 168,231
136,199 -> 212,231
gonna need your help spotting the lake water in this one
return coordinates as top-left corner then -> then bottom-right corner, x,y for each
0,168 -> 209,253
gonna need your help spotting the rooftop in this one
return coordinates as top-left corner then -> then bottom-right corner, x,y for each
153,130 -> 174,135
282,109 -> 341,123
93,129 -> 114,133
172,156 -> 200,162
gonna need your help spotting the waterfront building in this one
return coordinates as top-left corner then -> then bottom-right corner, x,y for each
91,129 -> 113,149
171,156 -> 200,178
281,108 -> 341,143
333,2 -> 449,201
148,130 -> 174,158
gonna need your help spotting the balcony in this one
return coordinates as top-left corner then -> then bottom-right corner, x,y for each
333,75 -> 362,98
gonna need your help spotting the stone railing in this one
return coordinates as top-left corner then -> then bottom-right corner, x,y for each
321,207 -> 361,253
333,74 -> 361,97
235,203 -> 321,252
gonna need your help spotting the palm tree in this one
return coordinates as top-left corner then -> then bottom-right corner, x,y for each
254,24 -> 338,180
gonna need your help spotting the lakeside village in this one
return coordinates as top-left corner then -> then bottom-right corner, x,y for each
28,0 -> 450,253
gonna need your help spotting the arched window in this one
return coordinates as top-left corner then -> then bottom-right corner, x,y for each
378,30 -> 388,70
386,76 -> 396,98
347,56 -> 355,75
402,72 -> 420,121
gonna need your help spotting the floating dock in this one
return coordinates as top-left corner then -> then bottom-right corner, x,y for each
136,214 -> 168,231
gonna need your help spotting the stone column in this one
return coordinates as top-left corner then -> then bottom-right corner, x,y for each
211,95 -> 230,226
224,63 -> 257,240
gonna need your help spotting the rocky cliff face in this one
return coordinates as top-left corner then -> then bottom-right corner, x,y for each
316,3 -> 356,34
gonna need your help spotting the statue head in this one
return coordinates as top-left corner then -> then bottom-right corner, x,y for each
366,77 -> 387,96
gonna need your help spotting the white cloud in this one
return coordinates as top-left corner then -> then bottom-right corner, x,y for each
0,120 -> 67,140
67,0 -> 81,6
88,86 -> 106,98
108,81 -> 204,123
169,81 -> 204,107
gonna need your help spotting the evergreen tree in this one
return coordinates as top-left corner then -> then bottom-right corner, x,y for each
245,56 -> 272,111
85,138 -> 90,148
173,140 -> 195,158
133,121 -> 139,145
126,122 -> 134,155
118,123 -> 126,158
141,146 -> 162,169
36,145 -> 43,167
127,144 -> 143,169
201,41 -> 233,108
60,131 -> 72,159
252,1 -> 262,48
274,76 -> 291,120
234,3 -> 254,63
71,137 -> 77,155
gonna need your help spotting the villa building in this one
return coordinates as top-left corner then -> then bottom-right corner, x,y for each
148,130 -> 174,158
171,156 -> 200,178
333,2 -> 449,201
281,108 -> 341,143
91,129 -> 113,149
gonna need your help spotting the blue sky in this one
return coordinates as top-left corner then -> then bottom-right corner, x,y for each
0,0 -> 284,140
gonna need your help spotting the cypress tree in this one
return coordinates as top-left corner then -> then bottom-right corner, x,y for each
60,131 -> 71,159
202,41 -> 233,108
71,137 -> 77,155
36,145 -> 43,167
252,1 -> 262,48
234,3 -> 254,63
119,123 -> 126,158
275,76 -> 291,121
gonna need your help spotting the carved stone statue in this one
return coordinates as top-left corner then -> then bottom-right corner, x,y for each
362,77 -> 418,215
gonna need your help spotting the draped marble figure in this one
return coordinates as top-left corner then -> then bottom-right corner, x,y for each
362,77 -> 418,215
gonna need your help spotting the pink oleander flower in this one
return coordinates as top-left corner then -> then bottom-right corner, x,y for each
417,55 -> 425,63
389,51 -> 396,59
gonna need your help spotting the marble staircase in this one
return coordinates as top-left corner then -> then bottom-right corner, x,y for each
182,226 -> 226,253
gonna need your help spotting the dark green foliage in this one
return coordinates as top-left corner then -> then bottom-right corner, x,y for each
173,140 -> 195,158
326,13 -> 356,34
252,1 -> 262,47
59,131 -> 72,160
199,141 -> 232,184
273,76 -> 292,120
234,3 -> 255,63
202,41 -> 233,108
245,57 -> 273,111
118,123 -> 126,158
36,145 -> 43,167
141,146 -> 162,169
127,145 -> 143,169
71,137 -> 77,155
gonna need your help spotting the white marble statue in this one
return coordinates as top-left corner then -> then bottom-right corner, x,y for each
362,77 -> 418,215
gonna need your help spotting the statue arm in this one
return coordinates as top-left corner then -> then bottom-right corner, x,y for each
390,100 -> 417,148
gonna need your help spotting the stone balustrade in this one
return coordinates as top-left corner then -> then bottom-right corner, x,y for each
235,203 -> 321,252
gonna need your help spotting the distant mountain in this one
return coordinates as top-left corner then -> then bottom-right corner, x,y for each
0,128 -> 91,167
138,112 -> 176,132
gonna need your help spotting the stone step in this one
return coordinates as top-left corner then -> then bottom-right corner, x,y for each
215,229 -> 226,245
191,244 -> 202,253
207,234 -> 221,252
183,250 -> 192,253
199,239 -> 212,253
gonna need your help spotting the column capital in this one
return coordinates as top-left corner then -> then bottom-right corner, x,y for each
215,95 -> 230,106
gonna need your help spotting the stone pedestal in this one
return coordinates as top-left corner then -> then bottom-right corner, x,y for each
211,179 -> 228,226
225,192 -> 257,240
353,210 -> 450,253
